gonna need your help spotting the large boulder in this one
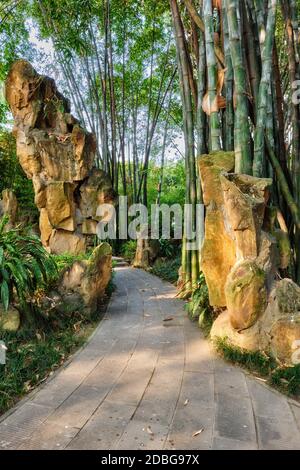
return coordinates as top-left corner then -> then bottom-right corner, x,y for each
225,260 -> 267,330
5,60 -> 116,255
220,174 -> 272,260
199,151 -> 236,307
133,238 -> 160,269
79,168 -> 117,220
49,230 -> 86,255
61,243 -> 112,314
270,317 -> 300,364
0,306 -> 20,332
199,153 -> 299,365
210,310 -> 262,352
0,189 -> 18,227
211,278 -> 300,365
46,182 -> 76,230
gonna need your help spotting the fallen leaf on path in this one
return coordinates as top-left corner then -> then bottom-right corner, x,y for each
184,399 -> 189,406
163,317 -> 174,322
147,426 -> 154,436
192,429 -> 204,437
254,376 -> 267,383
144,314 -> 151,317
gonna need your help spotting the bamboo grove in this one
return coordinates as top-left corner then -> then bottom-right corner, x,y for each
170,0 -> 300,293
1,0 -> 300,293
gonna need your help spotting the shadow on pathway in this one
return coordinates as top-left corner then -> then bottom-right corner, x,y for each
1,266 -> 300,450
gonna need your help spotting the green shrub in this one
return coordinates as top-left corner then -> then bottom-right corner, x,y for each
158,239 -> 179,259
0,216 -> 57,315
185,273 -> 213,335
120,240 -> 137,262
270,364 -> 300,396
150,256 -> 181,284
51,251 -> 91,273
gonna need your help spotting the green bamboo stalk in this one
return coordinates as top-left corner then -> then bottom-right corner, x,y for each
170,0 -> 199,293
183,0 -> 225,66
265,135 -> 300,230
204,0 -> 221,152
253,0 -> 277,177
197,0 -> 207,155
243,1 -> 261,109
222,0 -> 234,150
226,0 -> 252,174
266,83 -> 275,179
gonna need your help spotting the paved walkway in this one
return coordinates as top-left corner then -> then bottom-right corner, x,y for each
1,266 -> 300,450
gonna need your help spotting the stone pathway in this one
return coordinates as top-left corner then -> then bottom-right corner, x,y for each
1,266 -> 300,450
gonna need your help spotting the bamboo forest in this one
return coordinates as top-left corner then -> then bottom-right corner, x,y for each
1,0 -> 300,453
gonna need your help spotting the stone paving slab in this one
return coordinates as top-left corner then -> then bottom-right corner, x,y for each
1,266 -> 300,450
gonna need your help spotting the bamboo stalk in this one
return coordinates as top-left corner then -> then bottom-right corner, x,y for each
204,0 -> 221,151
222,0 -> 234,150
253,0 -> 277,177
226,0 -> 252,174
265,134 -> 300,230
183,0 -> 225,66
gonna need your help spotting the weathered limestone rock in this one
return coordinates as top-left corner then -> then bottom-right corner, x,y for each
210,310 -> 262,352
200,152 -> 236,206
49,230 -> 86,255
133,238 -> 151,269
79,168 -> 116,220
0,306 -> 20,332
39,208 -> 52,246
199,152 -> 236,307
270,317 -> 300,364
200,153 -> 299,364
5,60 -> 116,254
220,174 -> 272,260
201,209 -> 236,307
61,243 -> 112,314
0,189 -> 18,227
133,238 -> 160,269
46,182 -> 76,230
82,219 -> 98,235
225,260 -> 267,330
211,278 -> 300,365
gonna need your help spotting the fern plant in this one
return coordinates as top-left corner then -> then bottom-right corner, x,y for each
0,216 -> 57,313
185,272 -> 213,334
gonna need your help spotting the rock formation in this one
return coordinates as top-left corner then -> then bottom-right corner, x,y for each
0,189 -> 18,228
133,238 -> 160,269
199,152 -> 300,365
0,305 -> 20,332
5,60 -> 116,254
60,242 -> 112,315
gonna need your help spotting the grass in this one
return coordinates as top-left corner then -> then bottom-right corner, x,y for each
215,337 -> 300,398
0,309 -> 104,415
51,251 -> 91,273
0,255 -> 115,416
149,257 -> 181,284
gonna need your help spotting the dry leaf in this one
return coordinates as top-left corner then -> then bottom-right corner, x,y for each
147,426 -> 154,436
192,429 -> 204,437
163,317 -> 174,322
24,381 -> 33,392
184,399 -> 189,406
